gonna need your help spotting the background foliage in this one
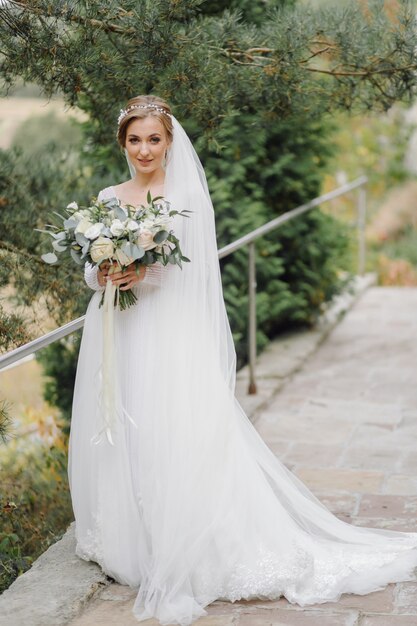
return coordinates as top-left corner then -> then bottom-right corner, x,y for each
1,0 -> 417,590
0,407 -> 72,593
322,103 -> 417,283
2,0 -> 416,361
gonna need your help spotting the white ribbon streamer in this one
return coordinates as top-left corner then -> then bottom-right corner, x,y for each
91,278 -> 138,446
92,278 -> 117,445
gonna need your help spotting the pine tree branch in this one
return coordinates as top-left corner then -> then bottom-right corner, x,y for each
0,400 -> 13,443
305,63 -> 417,77
0,240 -> 45,266
3,1 -> 136,36
0,6 -> 28,38
219,44 -> 417,79
301,47 -> 334,64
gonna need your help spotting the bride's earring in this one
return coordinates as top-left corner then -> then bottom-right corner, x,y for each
162,150 -> 168,170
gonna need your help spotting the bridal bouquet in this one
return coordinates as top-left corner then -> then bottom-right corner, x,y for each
39,192 -> 190,310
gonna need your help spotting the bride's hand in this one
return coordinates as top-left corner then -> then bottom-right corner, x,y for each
108,262 -> 146,290
97,261 -> 110,287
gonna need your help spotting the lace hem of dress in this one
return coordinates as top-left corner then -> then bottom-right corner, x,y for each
194,539 -> 417,605
75,515 -> 105,570
74,521 -> 417,608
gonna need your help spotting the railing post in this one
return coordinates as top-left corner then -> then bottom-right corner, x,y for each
357,183 -> 367,276
248,242 -> 257,394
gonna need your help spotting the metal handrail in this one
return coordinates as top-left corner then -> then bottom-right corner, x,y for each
0,176 -> 368,391
218,176 -> 367,259
0,316 -> 86,371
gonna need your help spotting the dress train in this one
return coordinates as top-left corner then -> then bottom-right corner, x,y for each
68,186 -> 417,626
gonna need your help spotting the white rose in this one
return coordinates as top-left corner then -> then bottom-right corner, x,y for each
137,228 -> 157,251
67,201 -> 78,210
90,236 -> 114,262
155,218 -> 171,231
84,223 -> 104,240
126,219 -> 139,232
141,218 -> 155,230
75,218 -> 93,235
110,219 -> 125,237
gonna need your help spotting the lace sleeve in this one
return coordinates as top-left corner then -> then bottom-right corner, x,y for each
83,187 -> 113,292
142,262 -> 168,287
84,261 -> 168,292
84,261 -> 105,292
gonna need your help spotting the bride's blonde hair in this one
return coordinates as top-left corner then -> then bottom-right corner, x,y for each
117,95 -> 173,147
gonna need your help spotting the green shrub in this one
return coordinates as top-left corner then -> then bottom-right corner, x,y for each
200,112 -> 349,365
37,334 -> 82,431
0,423 -> 73,593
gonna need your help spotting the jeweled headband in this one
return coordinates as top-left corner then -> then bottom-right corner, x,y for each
117,103 -> 171,125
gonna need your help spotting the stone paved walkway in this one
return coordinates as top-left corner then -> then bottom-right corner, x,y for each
69,287 -> 417,626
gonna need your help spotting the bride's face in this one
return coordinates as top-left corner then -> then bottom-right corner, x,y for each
125,116 -> 169,175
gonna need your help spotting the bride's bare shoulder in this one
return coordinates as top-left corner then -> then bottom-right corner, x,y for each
112,180 -> 133,194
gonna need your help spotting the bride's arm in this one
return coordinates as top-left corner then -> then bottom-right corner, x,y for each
84,262 -> 106,292
141,262 -> 167,287
85,260 -> 168,292
84,187 -> 113,291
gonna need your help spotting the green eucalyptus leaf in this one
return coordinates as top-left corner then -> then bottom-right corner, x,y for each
120,241 -> 144,261
131,244 -> 145,260
64,217 -> 77,229
71,249 -> 84,265
34,228 -> 56,238
114,206 -> 127,220
52,211 -> 66,221
153,230 -> 169,244
105,198 -> 119,210
52,240 -> 67,252
41,252 -> 58,264
75,232 -> 88,246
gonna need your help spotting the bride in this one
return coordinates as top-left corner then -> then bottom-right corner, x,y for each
68,95 -> 417,626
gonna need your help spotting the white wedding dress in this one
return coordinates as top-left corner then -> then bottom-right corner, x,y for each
69,118 -> 417,626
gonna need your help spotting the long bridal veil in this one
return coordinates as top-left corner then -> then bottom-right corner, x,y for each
132,116 -> 417,620
69,115 -> 417,626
